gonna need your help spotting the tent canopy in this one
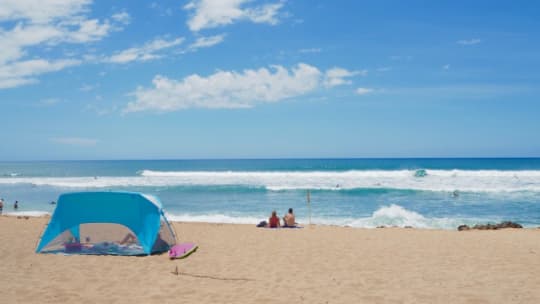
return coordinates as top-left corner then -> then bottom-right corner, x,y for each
36,191 -> 176,255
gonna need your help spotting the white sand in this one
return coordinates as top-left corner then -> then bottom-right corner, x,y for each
1,216 -> 539,303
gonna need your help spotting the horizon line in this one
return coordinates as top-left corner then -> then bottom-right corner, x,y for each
1,156 -> 539,162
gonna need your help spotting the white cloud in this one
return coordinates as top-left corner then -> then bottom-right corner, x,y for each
50,137 -> 98,146
356,87 -> 373,95
184,0 -> 284,32
189,34 -> 225,50
457,38 -> 481,45
0,24 -> 63,64
0,0 -> 91,24
323,67 -> 367,87
63,18 -> 112,43
0,78 -> 36,89
244,2 -> 283,24
111,12 -> 130,25
0,59 -> 80,89
125,63 -> 363,113
0,1 -> 128,89
106,37 -> 184,64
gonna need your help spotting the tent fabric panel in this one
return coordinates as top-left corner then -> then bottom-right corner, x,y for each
36,191 -> 165,254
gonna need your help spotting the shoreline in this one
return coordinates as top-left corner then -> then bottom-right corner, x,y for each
1,213 -> 539,231
1,216 -> 540,303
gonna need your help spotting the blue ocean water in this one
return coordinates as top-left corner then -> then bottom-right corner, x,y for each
1,158 -> 539,229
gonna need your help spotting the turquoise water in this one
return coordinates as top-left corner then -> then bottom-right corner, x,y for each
1,158 -> 539,229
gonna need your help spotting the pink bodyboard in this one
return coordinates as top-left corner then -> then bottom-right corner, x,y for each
169,242 -> 198,259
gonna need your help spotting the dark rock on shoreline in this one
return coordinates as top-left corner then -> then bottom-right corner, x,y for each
457,225 -> 470,231
457,221 -> 523,231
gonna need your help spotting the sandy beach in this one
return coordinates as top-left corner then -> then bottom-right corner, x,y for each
1,215 -> 539,304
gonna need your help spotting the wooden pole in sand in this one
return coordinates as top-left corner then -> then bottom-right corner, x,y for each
307,189 -> 311,227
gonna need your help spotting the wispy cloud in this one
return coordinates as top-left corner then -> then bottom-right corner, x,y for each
0,1 -> 129,89
457,38 -> 481,45
50,137 -> 99,146
184,0 -> 284,32
323,67 -> 367,87
111,12 -> 131,25
356,88 -> 374,95
188,34 -> 226,50
0,59 -> 80,89
106,37 -> 184,64
125,63 -> 362,113
149,2 -> 174,16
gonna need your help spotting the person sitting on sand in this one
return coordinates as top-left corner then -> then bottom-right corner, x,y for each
119,233 -> 137,245
268,210 -> 281,228
283,208 -> 296,227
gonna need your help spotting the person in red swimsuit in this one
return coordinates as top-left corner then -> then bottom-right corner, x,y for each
268,210 -> 281,228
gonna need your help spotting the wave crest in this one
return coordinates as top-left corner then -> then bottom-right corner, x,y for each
1,169 -> 540,192
164,205 -> 480,229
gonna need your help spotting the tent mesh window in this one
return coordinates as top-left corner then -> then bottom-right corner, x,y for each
153,217 -> 176,252
39,229 -> 77,253
40,223 -> 145,255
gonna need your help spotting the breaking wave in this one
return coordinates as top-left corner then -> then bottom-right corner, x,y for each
165,204 -> 488,229
1,169 -> 540,193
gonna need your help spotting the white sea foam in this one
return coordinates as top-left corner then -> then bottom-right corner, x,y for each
7,206 -> 521,229
1,169 -> 540,192
165,213 -> 261,225
4,211 -> 50,217
165,205 -> 484,229
338,204 -> 472,229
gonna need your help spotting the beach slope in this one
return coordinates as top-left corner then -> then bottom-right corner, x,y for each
1,216 -> 539,303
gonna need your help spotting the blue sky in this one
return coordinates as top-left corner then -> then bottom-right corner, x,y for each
0,0 -> 539,160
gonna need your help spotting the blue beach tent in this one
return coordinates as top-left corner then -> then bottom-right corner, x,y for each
36,191 -> 177,255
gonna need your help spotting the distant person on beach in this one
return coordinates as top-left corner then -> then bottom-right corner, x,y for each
14,200 -> 18,210
0,198 -> 3,214
283,208 -> 296,227
268,210 -> 281,228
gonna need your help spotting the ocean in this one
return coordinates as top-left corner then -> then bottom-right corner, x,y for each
1,158 -> 539,229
